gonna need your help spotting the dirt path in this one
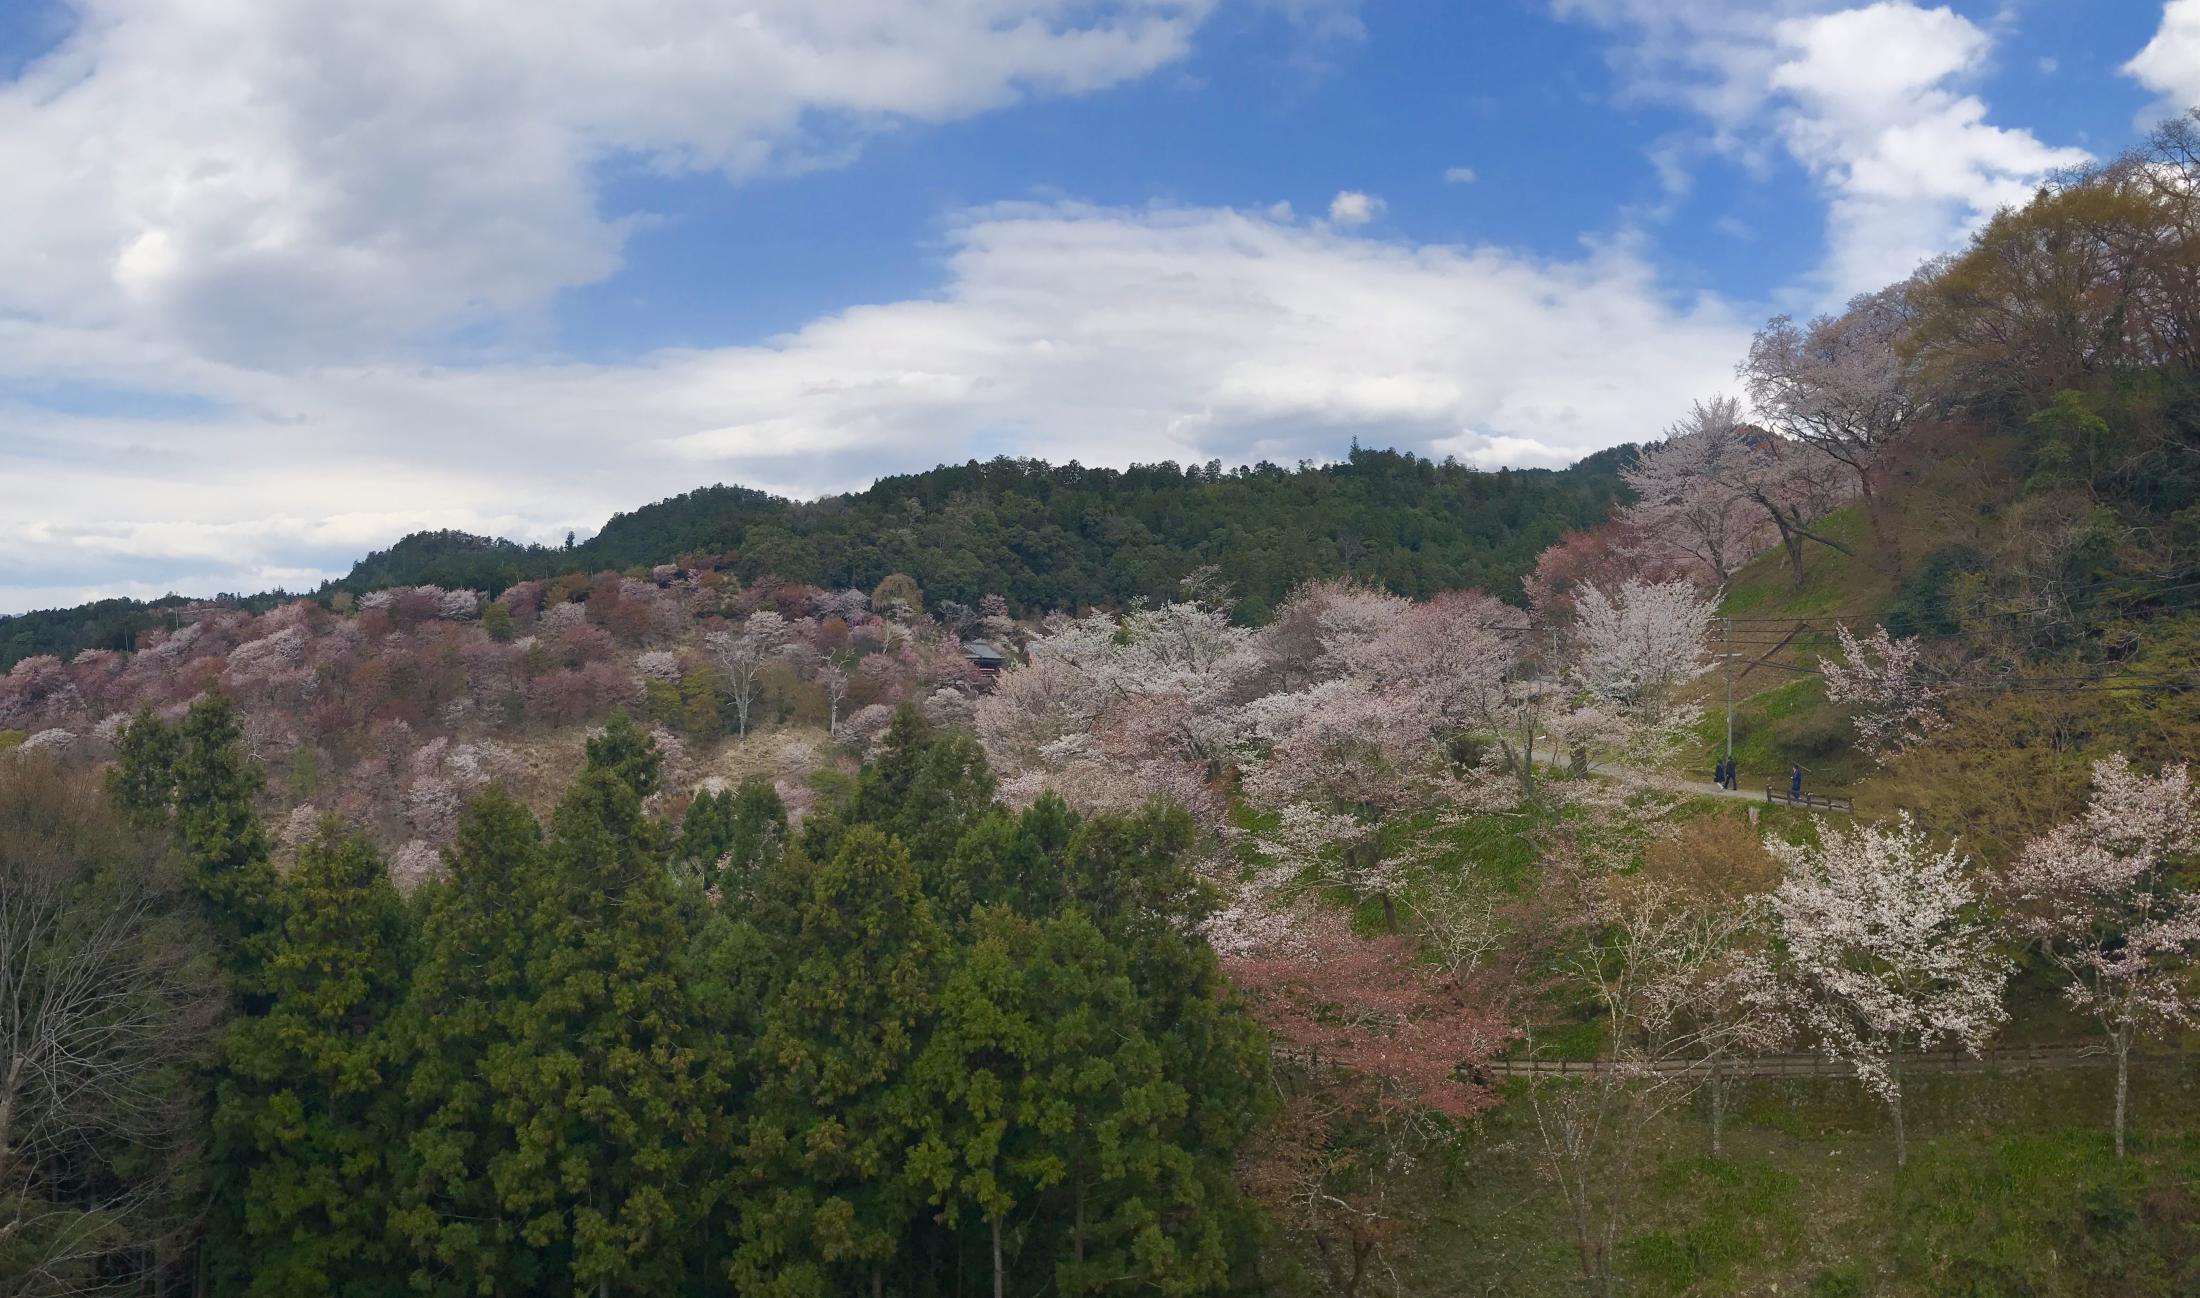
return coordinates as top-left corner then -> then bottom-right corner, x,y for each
1531,754 -> 1786,806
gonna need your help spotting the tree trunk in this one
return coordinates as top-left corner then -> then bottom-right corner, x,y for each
872,1266 -> 883,1298
991,1216 -> 1004,1298
2115,1032 -> 2131,1159
1709,1063 -> 1726,1158
1344,1239 -> 1371,1298
1889,1070 -> 1907,1169
0,1052 -> 20,1186
1379,890 -> 1398,933
1073,1181 -> 1086,1268
1777,520 -> 1808,588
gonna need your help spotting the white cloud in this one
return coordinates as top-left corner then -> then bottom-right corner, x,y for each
1555,1 -> 2086,301
2127,0 -> 2200,117
1327,190 -> 1385,224
1767,3 -> 2087,297
0,0 -> 1213,366
0,202 -> 1754,610
1443,165 -> 1479,184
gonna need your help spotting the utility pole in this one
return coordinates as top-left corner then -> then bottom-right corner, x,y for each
1722,616 -> 1735,766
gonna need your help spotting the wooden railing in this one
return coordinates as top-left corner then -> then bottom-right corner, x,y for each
1480,1042 -> 2120,1080
1766,785 -> 1853,813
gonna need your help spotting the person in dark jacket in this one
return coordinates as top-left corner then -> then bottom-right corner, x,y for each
1725,761 -> 1738,791
1713,757 -> 1727,788
1790,765 -> 1803,799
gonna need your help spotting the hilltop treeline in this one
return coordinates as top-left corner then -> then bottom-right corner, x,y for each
347,447 -> 1632,619
3,446 -> 1629,672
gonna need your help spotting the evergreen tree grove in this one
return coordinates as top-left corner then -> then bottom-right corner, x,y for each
212,825 -> 412,1298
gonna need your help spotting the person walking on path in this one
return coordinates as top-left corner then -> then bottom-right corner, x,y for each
1713,756 -> 1727,789
1725,761 -> 1738,792
1790,764 -> 1803,800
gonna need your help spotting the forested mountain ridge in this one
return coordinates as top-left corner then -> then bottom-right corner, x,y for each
342,445 -> 1633,615
0,445 -> 1631,671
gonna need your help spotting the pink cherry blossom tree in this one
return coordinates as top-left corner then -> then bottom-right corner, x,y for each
1743,279 -> 1922,504
2002,756 -> 2200,1156
1769,815 -> 2010,1165
1629,402 -> 1858,589
1619,395 -> 1773,585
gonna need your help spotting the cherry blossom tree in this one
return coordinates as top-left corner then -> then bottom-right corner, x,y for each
2001,756 -> 2200,1156
1570,579 -> 1716,765
1819,623 -> 1944,763
706,611 -> 787,739
818,662 -> 851,736
1231,907 -> 1505,1296
1769,815 -> 2010,1165
1619,396 -> 1772,585
973,580 -> 1254,823
1629,402 -> 1857,589
1743,280 -> 1922,504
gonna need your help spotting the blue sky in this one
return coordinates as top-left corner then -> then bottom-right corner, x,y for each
0,0 -> 2195,613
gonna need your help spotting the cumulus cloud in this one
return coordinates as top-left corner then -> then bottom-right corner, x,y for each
0,0 -> 1212,365
1327,190 -> 1384,224
1556,0 -> 2086,300
2,202 -> 1752,610
1442,165 -> 1479,184
1766,3 -> 2088,297
2128,0 -> 2200,117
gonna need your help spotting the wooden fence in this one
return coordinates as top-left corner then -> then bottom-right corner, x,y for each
1478,1042 -> 2136,1080
1765,785 -> 1853,813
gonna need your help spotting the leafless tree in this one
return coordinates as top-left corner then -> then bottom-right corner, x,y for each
1,759 -> 225,1297
1526,880 -> 1778,1297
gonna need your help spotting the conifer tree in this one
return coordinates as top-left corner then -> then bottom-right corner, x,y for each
805,707 -> 996,907
735,826 -> 946,1297
395,789 -> 553,1296
398,732 -> 710,1297
677,777 -> 786,892
212,825 -> 412,1298
908,906 -> 1039,1298
107,705 -> 181,828
171,695 -> 280,975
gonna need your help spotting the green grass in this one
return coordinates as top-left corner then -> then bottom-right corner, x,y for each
1626,1155 -> 1804,1295
1690,674 -> 1869,791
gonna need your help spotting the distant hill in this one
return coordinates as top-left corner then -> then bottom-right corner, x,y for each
335,447 -> 1634,618
1,445 -> 1634,672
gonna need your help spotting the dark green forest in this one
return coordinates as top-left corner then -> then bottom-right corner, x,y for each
5,700 -> 1265,1297
2,446 -> 1631,671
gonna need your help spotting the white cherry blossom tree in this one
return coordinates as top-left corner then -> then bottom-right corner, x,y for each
1769,815 -> 2010,1165
1571,579 -> 1716,766
1819,623 -> 1943,763
1619,396 -> 1771,584
706,610 -> 787,739
2002,756 -> 2200,1156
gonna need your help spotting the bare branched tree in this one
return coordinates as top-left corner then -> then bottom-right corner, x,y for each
1,759 -> 225,1298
